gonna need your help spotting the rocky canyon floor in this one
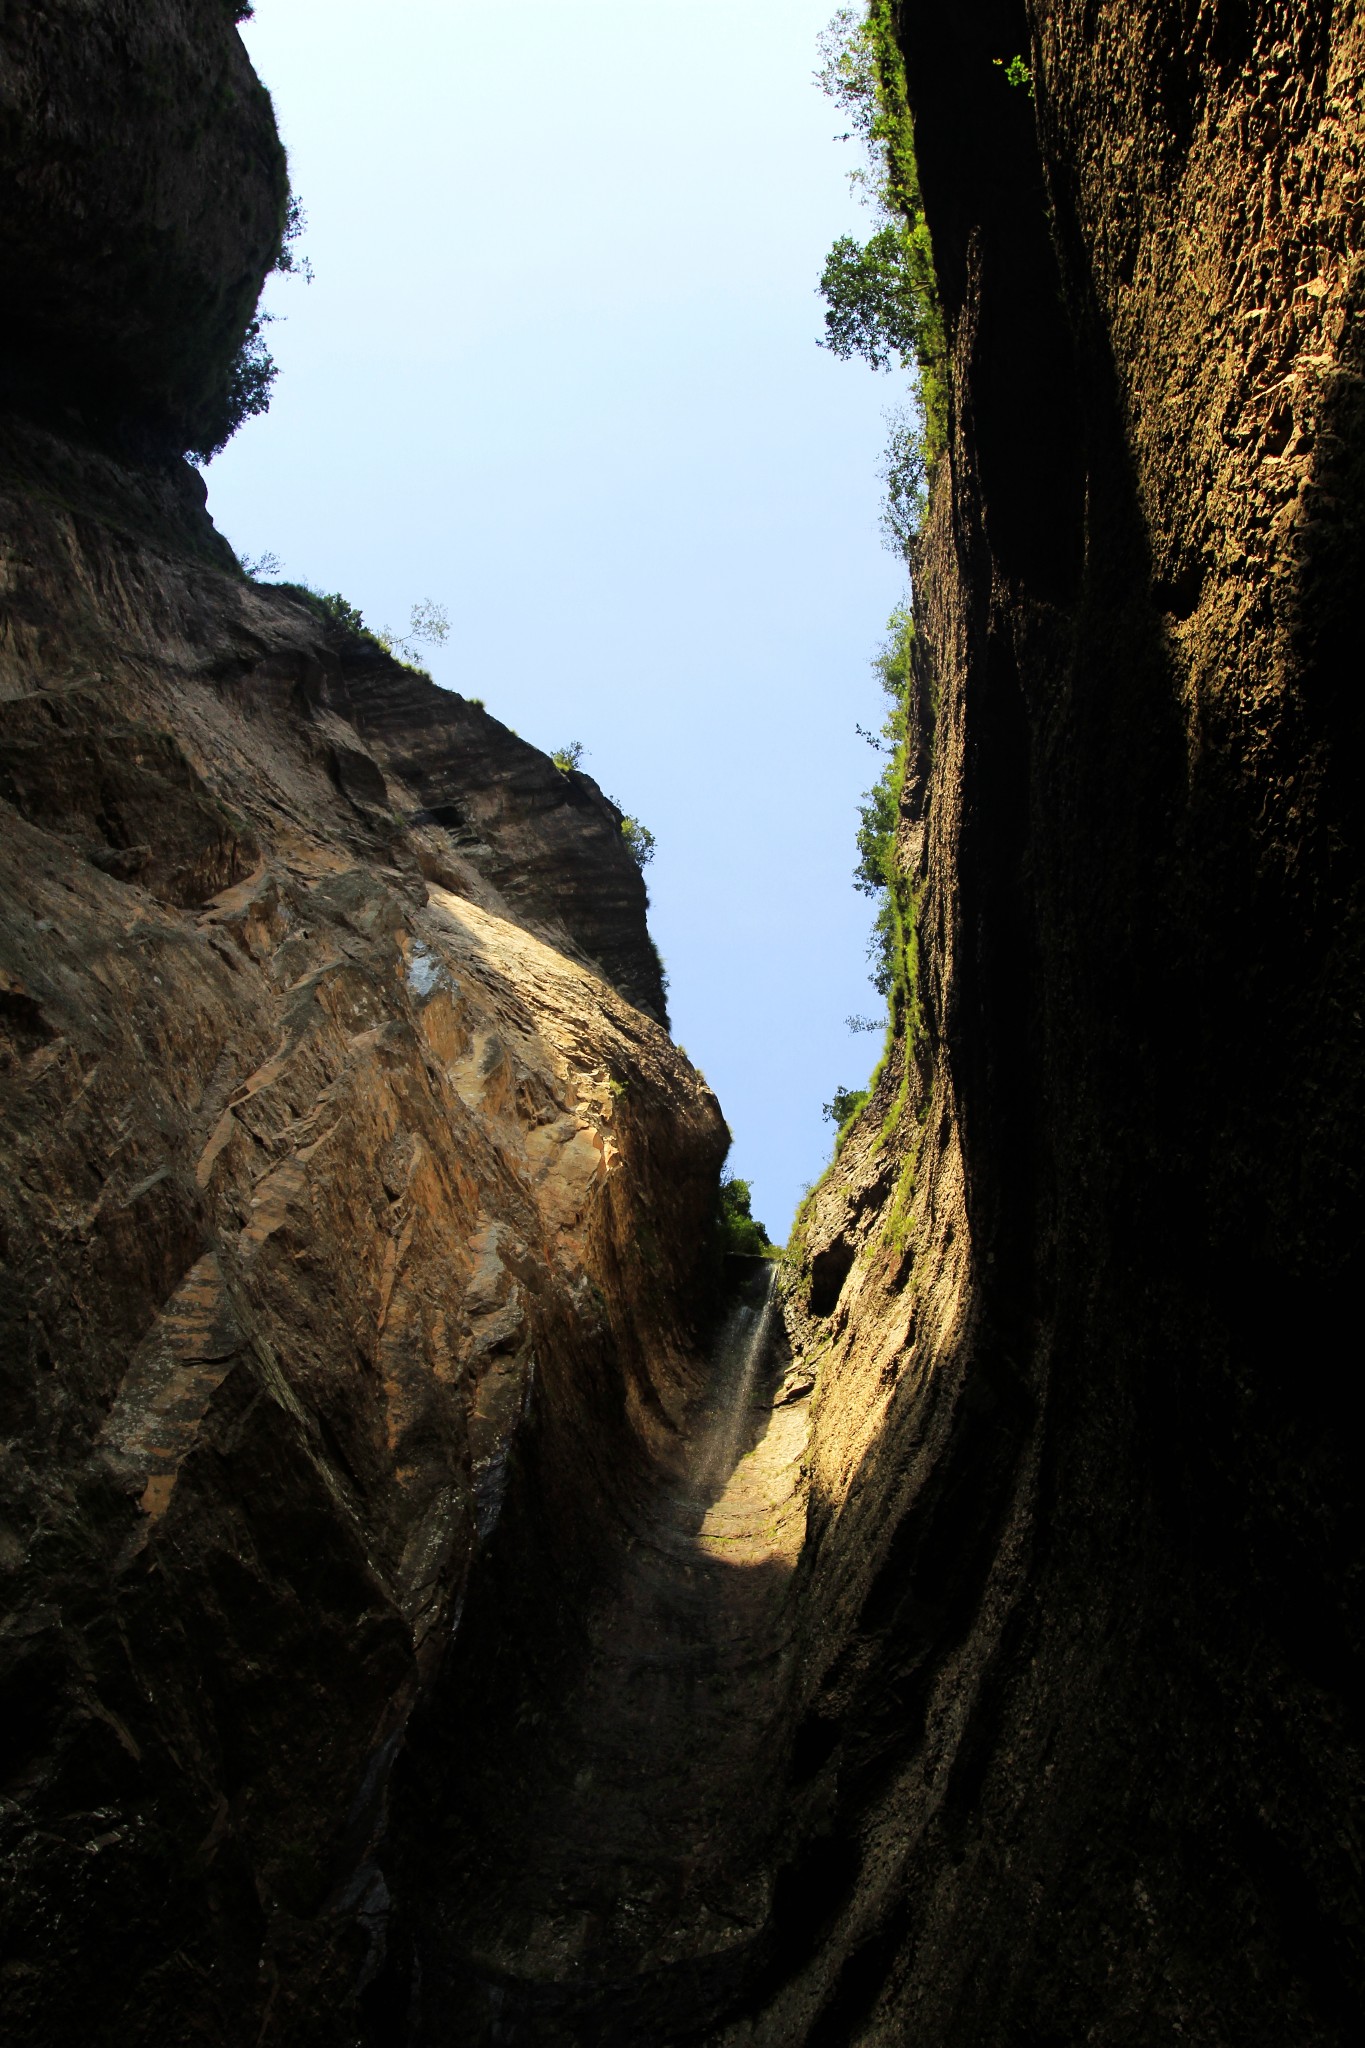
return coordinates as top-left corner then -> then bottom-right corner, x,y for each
412,1262 -> 813,2045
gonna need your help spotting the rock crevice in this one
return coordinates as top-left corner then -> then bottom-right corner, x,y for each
2,4 -> 1361,2044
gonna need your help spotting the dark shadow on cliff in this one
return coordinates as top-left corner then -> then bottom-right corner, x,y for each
367,1261 -> 814,2047
708,5 -> 1365,2042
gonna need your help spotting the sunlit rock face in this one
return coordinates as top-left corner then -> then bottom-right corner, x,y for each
0,10 -> 714,2036
755,4 -> 1365,2043
0,393 -> 724,2048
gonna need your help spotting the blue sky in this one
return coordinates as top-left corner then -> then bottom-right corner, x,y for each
208,0 -> 906,1238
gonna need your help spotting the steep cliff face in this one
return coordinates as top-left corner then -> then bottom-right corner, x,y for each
760,3 -> 1364,2042
0,444 -> 725,2044
0,448 -> 726,2042
0,19 -> 723,2030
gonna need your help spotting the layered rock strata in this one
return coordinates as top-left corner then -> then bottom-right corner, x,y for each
2,12 -> 720,2038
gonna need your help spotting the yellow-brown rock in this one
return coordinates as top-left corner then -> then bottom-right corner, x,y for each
0,429 -> 725,2044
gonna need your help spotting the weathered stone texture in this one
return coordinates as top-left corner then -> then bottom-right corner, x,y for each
4,2 -> 1362,2042
752,4 -> 1364,2044
0,2 -> 287,452
0,447 -> 723,2044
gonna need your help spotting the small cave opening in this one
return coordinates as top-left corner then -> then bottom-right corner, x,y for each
808,1236 -> 856,1317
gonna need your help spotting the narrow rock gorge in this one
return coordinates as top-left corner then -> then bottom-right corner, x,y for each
2,4 -> 1361,2046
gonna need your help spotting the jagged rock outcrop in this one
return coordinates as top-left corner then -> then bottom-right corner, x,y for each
323,650 -> 670,1025
757,4 -> 1364,2043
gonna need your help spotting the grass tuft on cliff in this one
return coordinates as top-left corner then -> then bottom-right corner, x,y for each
853,605 -> 923,1063
266,583 -> 450,678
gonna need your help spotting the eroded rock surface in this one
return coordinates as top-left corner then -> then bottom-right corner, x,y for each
1,13 -> 714,2037
0,440 -> 724,2043
742,5 -> 1365,2044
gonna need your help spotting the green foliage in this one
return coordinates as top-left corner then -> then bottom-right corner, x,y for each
239,550 -> 281,580
552,741 -> 587,773
994,53 -> 1034,94
819,227 -> 925,373
882,1141 -> 921,1254
375,599 -> 450,661
855,605 -> 916,1001
274,196 -> 315,283
797,630 -> 935,1229
803,586 -> 930,1216
867,604 -> 927,1054
816,3 -> 947,456
186,315 -> 276,462
186,187 -> 311,461
822,1085 -> 870,1128
879,405 -> 927,560
854,740 -> 899,898
296,587 -> 367,635
620,816 -> 656,869
274,584 -> 447,676
871,594 -> 916,699
409,597 -> 449,642
719,1172 -> 771,1257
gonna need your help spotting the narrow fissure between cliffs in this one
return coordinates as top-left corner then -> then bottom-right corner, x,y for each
384,1261 -> 813,2045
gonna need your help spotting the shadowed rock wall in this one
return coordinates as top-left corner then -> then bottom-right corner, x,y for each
759,3 -> 1363,2042
0,1 -> 288,456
